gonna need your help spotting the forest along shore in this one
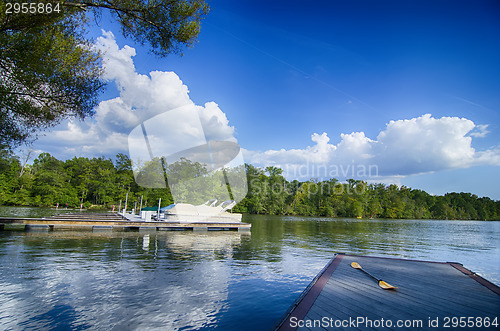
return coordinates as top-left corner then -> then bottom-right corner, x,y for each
1,152 -> 499,220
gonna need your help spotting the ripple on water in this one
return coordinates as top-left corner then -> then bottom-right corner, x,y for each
0,215 -> 499,330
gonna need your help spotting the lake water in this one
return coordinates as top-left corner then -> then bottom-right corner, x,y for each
0,207 -> 499,330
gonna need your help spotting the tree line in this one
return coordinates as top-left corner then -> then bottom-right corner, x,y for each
0,151 -> 499,220
0,151 -> 173,210
234,165 -> 500,220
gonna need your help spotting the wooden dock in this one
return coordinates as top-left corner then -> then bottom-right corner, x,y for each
0,213 -> 251,232
275,253 -> 500,330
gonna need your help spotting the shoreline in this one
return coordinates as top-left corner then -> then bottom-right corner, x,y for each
0,205 -> 498,221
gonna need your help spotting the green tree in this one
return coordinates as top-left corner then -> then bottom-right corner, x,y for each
0,0 -> 209,148
0,149 -> 19,204
237,164 -> 266,214
0,4 -> 102,148
65,156 -> 93,204
264,166 -> 286,215
31,152 -> 78,206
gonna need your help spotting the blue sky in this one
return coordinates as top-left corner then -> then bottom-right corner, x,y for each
30,0 -> 500,199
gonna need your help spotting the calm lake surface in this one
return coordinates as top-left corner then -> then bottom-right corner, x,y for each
1,207 -> 499,330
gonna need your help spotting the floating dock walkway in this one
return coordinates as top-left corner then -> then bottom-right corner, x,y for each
0,213 -> 251,232
275,253 -> 500,330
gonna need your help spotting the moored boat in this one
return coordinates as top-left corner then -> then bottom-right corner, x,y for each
159,199 -> 242,223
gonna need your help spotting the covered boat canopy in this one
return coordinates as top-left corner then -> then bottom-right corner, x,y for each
140,207 -> 158,211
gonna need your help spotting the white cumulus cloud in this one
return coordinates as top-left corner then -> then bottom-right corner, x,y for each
469,124 -> 490,138
374,114 -> 477,174
246,114 -> 500,180
32,31 -> 237,159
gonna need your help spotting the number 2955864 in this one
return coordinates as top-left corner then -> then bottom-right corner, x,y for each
5,2 -> 61,14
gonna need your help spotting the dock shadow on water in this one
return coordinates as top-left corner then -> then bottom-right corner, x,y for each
0,212 -> 499,330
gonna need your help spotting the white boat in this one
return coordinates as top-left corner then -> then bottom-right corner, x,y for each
160,199 -> 242,223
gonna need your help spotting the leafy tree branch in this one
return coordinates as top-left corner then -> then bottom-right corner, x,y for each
0,0 -> 209,149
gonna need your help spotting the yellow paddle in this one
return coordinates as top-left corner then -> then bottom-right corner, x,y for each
351,262 -> 398,290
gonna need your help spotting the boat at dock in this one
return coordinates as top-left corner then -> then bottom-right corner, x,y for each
158,199 -> 242,223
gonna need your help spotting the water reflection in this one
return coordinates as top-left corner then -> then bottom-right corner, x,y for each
0,211 -> 499,330
0,230 -> 249,330
243,215 -> 500,285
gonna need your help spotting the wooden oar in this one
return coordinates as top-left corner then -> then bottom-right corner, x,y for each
351,262 -> 398,290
